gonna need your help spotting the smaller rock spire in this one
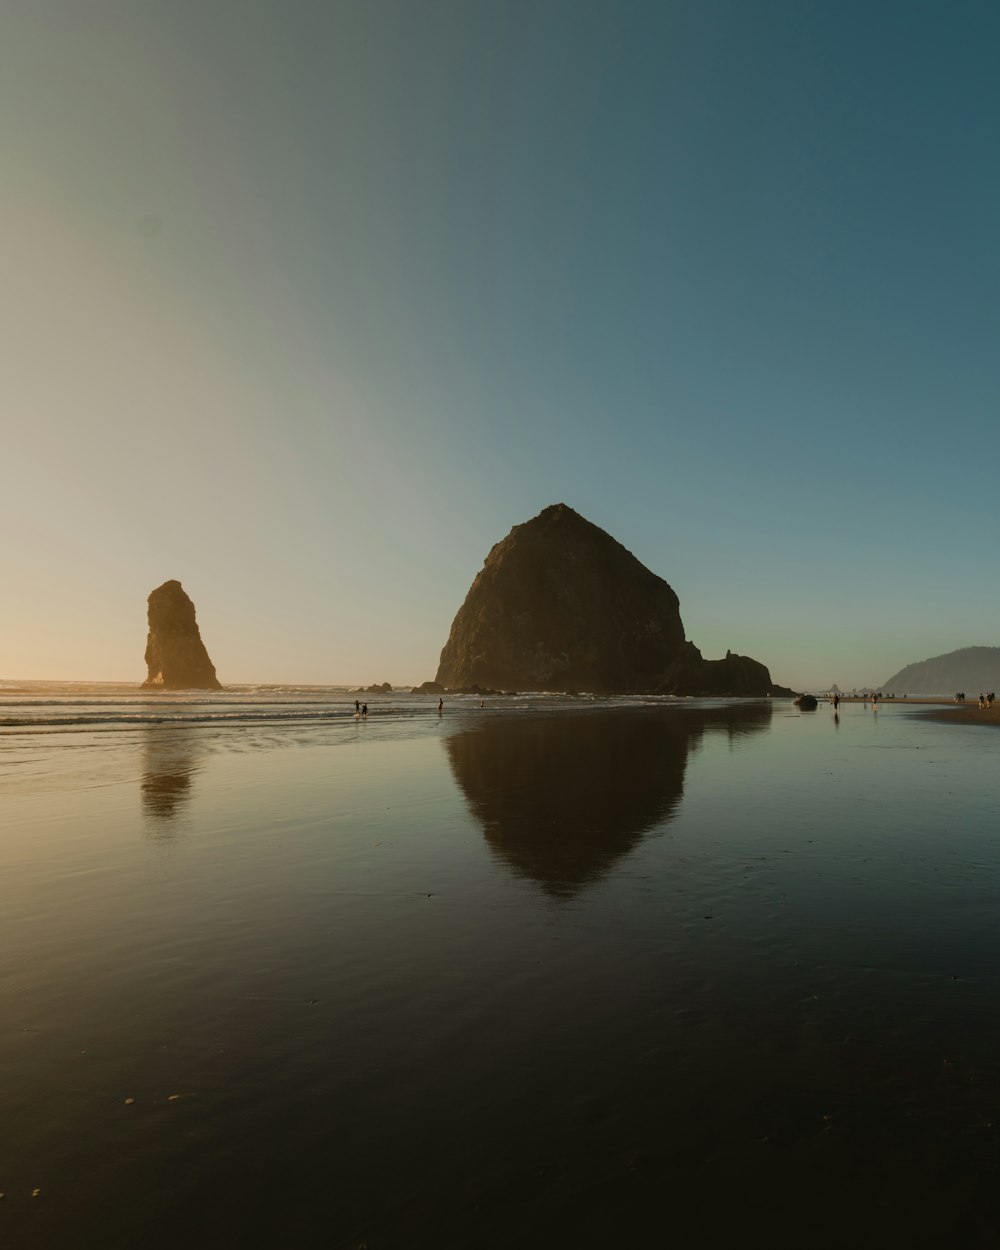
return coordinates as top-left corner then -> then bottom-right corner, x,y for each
141,580 -> 222,690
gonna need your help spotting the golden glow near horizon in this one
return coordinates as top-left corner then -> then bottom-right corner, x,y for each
6,2 -> 1000,692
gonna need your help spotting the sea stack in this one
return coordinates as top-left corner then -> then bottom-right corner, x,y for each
436,504 -> 790,696
437,504 -> 686,693
141,580 -> 222,690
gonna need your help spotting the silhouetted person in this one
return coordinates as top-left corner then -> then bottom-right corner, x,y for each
438,698 -> 444,714
355,700 -> 360,715
362,703 -> 368,717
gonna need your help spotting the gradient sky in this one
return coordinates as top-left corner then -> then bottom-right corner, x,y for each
5,0 -> 1000,690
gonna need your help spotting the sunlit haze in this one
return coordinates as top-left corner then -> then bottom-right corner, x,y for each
5,0 -> 1000,691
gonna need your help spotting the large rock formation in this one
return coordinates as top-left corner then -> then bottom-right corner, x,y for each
666,644 -> 792,697
437,503 -> 685,693
141,580 -> 222,690
882,646 -> 1000,695
436,504 -> 790,696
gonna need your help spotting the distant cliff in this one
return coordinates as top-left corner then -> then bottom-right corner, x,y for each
883,646 -> 1000,694
141,580 -> 222,690
436,504 -> 790,696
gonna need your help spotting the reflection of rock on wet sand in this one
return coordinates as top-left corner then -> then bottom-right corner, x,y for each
141,727 -> 203,823
445,704 -> 773,897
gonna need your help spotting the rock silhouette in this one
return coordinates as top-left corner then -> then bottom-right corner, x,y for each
437,503 -> 685,693
664,645 -> 791,697
411,680 -> 446,694
445,703 -> 773,897
436,504 -> 789,695
141,580 -> 222,690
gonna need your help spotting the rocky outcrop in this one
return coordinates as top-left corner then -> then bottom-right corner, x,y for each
658,645 -> 795,698
437,504 -> 686,693
436,504 -> 788,697
355,682 -> 393,694
411,680 -> 446,694
141,580 -> 221,690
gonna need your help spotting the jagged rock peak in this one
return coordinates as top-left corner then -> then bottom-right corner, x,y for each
141,579 -> 222,691
436,503 -> 687,694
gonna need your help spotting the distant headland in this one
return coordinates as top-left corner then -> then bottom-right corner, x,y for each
883,646 -> 1000,695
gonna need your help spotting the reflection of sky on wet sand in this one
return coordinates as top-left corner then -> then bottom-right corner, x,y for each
10,701 -> 1000,1246
141,726 -> 204,825
445,703 -> 773,897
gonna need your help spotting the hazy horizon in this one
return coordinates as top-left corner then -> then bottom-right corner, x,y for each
6,1 -> 1000,691
8,625 -> 1000,694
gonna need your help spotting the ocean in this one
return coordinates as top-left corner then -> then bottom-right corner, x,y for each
3,685 -> 1000,1246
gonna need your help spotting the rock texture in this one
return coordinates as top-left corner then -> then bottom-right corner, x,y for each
141,580 -> 222,690
882,646 -> 1000,695
437,504 -> 686,693
436,504 -> 790,697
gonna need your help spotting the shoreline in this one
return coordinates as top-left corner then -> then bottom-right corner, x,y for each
830,696 -> 1000,727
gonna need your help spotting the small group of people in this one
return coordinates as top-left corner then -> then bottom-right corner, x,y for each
354,700 -> 368,717
953,691 -> 996,707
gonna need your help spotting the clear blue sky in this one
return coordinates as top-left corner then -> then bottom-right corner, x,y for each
4,0 -> 1000,689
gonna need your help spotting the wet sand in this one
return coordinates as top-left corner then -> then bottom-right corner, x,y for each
839,697 -> 953,704
7,699 -> 1000,1246
920,701 -> 1000,727
836,697 -> 1000,727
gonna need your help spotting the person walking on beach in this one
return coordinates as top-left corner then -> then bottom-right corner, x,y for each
355,699 -> 360,715
438,697 -> 444,713
361,702 -> 368,718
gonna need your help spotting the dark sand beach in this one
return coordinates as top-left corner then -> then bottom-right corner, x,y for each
838,696 -> 1000,727
921,701 -> 1000,727
5,690 -> 1000,1247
